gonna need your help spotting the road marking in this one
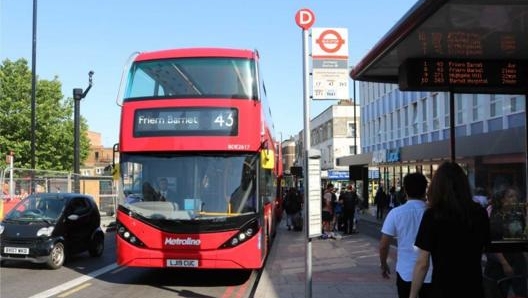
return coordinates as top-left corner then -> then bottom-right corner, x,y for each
28,263 -> 119,298
57,282 -> 91,297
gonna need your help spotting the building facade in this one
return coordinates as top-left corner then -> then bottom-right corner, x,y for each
338,81 -> 526,202
294,99 -> 361,190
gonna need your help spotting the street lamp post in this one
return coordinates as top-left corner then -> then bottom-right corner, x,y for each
72,71 -> 94,193
30,0 -> 37,193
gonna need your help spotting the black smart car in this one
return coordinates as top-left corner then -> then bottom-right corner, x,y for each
0,193 -> 104,269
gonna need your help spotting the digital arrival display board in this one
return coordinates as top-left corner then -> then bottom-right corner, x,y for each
134,107 -> 238,137
399,58 -> 528,94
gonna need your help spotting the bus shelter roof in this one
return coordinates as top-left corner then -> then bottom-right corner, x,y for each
350,0 -> 528,83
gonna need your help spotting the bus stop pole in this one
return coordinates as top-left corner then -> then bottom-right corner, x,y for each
301,26 -> 313,298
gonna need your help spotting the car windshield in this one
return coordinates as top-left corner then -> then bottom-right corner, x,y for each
5,194 -> 65,221
119,153 -> 258,220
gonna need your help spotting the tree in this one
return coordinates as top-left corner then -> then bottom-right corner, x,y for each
0,58 -> 90,171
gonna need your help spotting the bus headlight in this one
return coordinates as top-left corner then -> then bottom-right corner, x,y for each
116,222 -> 145,247
221,220 -> 259,249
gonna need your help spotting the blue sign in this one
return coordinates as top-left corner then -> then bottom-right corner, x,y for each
328,170 -> 349,180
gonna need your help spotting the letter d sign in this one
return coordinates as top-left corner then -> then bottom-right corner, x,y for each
295,8 -> 315,30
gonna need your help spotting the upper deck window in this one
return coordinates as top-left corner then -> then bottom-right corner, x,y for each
124,57 -> 257,100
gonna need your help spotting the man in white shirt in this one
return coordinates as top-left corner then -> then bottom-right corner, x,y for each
379,173 -> 433,298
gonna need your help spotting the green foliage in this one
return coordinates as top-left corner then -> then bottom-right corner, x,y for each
0,58 -> 90,171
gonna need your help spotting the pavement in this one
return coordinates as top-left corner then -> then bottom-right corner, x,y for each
100,209 -> 395,298
254,209 -> 396,298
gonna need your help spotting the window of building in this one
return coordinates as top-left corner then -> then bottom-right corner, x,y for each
421,98 -> 427,132
472,94 -> 484,122
326,122 -> 333,139
404,106 -> 409,137
349,145 -> 357,155
509,96 -> 525,113
432,93 -> 439,130
490,94 -> 502,117
377,118 -> 382,143
412,102 -> 418,135
383,114 -> 388,142
456,94 -> 465,125
397,109 -> 402,138
390,112 -> 394,140
444,95 -> 450,128
347,121 -> 356,138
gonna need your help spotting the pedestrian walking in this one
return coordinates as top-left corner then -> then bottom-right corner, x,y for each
340,184 -> 359,234
374,185 -> 387,220
409,161 -> 490,298
379,172 -> 432,298
284,188 -> 303,231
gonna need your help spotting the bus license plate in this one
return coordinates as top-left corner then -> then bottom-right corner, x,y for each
4,247 -> 30,255
166,259 -> 198,268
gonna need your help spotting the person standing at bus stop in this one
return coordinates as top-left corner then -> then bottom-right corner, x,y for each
321,183 -> 335,239
284,187 -> 302,231
375,184 -> 387,220
409,161 -> 490,298
379,172 -> 432,298
340,184 -> 359,234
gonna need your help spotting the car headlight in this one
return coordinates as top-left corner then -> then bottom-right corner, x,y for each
0,224 -> 4,235
37,226 -> 55,237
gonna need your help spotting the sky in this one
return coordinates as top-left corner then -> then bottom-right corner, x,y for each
1,0 -> 418,147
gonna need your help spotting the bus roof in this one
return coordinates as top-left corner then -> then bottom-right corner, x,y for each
135,48 -> 258,61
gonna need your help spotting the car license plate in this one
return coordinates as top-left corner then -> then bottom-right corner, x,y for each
166,259 -> 198,268
4,247 -> 30,255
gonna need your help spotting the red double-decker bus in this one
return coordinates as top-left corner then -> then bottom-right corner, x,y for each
113,47 -> 283,270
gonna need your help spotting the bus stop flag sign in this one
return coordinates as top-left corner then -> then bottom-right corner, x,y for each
311,27 -> 349,100
295,8 -> 315,30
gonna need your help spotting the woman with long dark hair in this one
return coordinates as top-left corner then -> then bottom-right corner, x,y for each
409,161 -> 490,298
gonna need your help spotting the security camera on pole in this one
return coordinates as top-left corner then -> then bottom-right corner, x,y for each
72,71 -> 94,193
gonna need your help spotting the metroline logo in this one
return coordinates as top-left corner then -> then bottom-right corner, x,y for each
165,237 -> 201,246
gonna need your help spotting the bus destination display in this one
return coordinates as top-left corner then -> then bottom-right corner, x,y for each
134,107 -> 238,137
399,58 -> 528,94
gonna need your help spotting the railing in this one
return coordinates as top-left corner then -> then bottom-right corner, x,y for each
0,167 -> 118,217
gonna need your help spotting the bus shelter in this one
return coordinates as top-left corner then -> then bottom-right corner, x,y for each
347,0 -> 528,252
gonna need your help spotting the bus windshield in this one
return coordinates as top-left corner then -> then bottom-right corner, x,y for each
124,57 -> 257,100
119,153 -> 258,220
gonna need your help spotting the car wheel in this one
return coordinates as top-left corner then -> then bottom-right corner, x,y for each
47,242 -> 65,269
89,234 -> 104,257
